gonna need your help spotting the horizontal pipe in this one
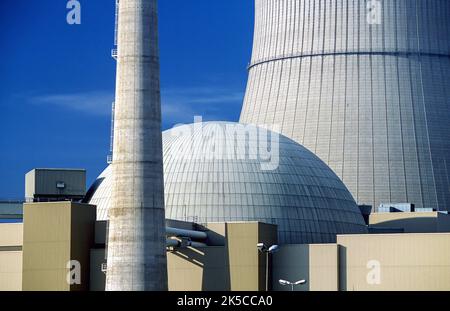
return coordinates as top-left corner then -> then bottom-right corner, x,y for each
166,239 -> 180,248
166,238 -> 207,248
189,241 -> 207,248
166,227 -> 207,240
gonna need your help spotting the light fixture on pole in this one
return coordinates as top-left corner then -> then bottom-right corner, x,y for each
257,243 -> 279,291
279,279 -> 307,291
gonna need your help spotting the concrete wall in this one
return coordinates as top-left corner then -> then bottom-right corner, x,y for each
89,245 -> 231,291
0,223 -> 23,291
5,218 -> 450,292
168,247 -> 229,291
70,203 -> 97,291
338,233 -> 450,291
437,213 -> 450,232
22,202 -> 95,291
204,222 -> 226,246
164,222 -> 277,291
23,202 -> 71,291
369,212 -> 441,233
0,251 -> 22,291
0,223 -> 22,246
226,222 -> 277,291
90,248 -> 106,291
272,244 -> 339,291
226,222 -> 259,291
165,222 -> 228,291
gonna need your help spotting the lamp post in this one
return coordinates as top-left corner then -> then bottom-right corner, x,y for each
279,279 -> 307,291
257,243 -> 279,291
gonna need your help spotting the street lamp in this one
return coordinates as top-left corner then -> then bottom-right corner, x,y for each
279,279 -> 307,291
257,243 -> 279,291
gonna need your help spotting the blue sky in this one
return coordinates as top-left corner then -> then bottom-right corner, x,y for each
0,0 -> 254,199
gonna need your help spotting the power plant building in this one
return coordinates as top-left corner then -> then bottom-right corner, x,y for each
2,0 -> 450,293
1,204 -> 450,291
240,0 -> 450,211
87,122 -> 368,244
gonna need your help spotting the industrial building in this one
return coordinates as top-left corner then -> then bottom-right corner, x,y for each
1,140 -> 450,291
240,0 -> 450,212
1,196 -> 450,291
87,122 -> 368,244
2,0 -> 450,293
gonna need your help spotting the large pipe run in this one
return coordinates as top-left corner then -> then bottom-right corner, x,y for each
166,239 -> 207,248
166,227 -> 208,241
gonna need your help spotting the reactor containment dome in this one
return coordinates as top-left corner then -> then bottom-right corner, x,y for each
86,122 -> 367,244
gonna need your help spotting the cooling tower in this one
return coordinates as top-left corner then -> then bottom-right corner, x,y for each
240,0 -> 450,211
106,0 -> 168,290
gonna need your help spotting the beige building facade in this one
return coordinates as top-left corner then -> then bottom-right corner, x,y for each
0,223 -> 22,291
1,203 -> 450,291
369,211 -> 450,233
272,244 -> 339,291
22,202 -> 96,291
338,233 -> 450,291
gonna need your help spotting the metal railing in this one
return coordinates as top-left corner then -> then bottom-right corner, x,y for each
111,49 -> 117,60
0,199 -> 24,204
101,263 -> 107,274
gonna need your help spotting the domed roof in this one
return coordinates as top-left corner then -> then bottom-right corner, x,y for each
86,122 -> 367,244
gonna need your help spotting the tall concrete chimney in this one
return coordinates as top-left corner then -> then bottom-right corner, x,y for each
106,0 -> 168,291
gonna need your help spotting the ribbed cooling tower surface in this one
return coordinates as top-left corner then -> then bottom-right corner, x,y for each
240,0 -> 450,211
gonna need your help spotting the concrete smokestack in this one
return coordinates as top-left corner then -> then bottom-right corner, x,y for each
106,0 -> 167,291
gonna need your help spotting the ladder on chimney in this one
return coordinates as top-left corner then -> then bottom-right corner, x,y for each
111,0 -> 119,60
107,0 -> 119,164
107,102 -> 115,164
